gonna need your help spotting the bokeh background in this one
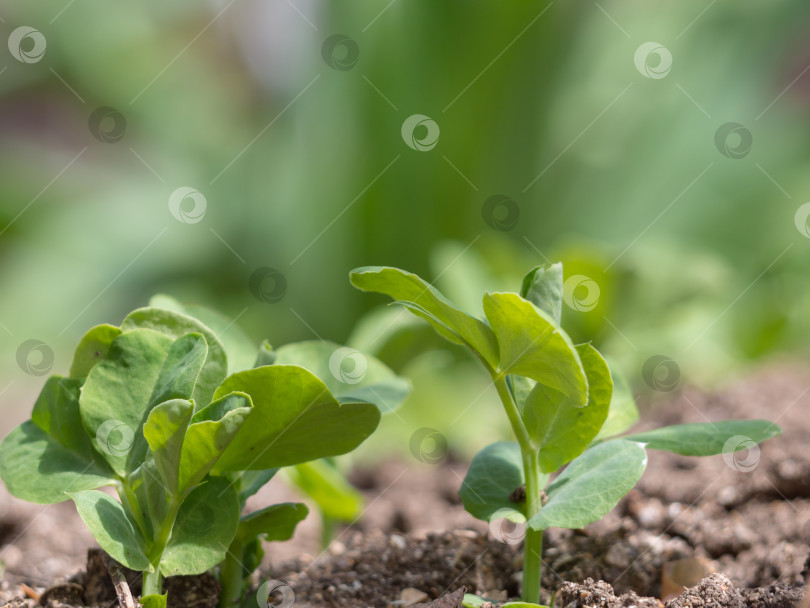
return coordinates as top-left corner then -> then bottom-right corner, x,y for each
2,0 -> 810,459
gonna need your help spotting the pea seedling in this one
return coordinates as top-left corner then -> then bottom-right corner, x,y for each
351,263 -> 781,605
0,299 -> 406,608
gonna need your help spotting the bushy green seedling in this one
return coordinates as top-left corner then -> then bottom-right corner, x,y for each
0,297 -> 407,608
350,263 -> 781,605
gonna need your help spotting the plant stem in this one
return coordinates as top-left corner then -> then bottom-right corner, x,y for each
521,450 -> 543,604
492,373 -> 544,602
141,498 -> 181,598
320,514 -> 337,550
492,374 -> 533,454
142,569 -> 163,597
218,536 -> 245,608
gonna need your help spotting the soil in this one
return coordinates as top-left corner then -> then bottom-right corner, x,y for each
0,362 -> 809,607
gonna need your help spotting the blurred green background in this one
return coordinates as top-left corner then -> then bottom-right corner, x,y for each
2,0 -> 810,459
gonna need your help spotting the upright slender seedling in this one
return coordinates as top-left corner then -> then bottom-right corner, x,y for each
350,263 -> 781,605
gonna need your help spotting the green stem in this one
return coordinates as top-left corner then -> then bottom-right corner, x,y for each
142,569 -> 163,597
141,498 -> 181,598
491,373 -> 544,602
320,514 -> 337,550
521,450 -> 543,604
218,536 -> 246,608
492,373 -> 533,453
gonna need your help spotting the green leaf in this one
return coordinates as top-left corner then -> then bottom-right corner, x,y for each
129,457 -> 170,541
483,293 -> 587,406
524,344 -> 612,473
623,420 -> 781,456
503,603 -> 550,608
140,594 -> 167,608
31,376 -> 95,461
350,266 -> 499,368
210,365 -> 381,471
121,307 -> 228,407
594,365 -> 639,441
528,440 -> 647,531
160,477 -> 240,576
0,421 -> 115,503
236,468 -> 279,505
286,460 -> 363,521
80,329 -> 174,476
143,399 -> 194,494
149,294 -> 257,374
178,392 -> 252,492
236,502 -> 309,542
271,340 -> 411,414
254,339 -> 276,367
69,490 -> 151,571
520,263 -> 563,325
460,441 -> 538,521
147,333 -> 209,409
69,324 -> 121,378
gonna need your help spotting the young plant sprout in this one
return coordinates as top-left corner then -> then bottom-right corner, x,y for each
0,296 -> 408,608
350,263 -> 781,606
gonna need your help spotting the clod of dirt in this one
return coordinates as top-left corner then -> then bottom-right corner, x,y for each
411,587 -> 465,608
557,577 -> 663,608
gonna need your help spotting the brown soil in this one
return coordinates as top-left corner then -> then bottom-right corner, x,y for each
1,363 -> 809,607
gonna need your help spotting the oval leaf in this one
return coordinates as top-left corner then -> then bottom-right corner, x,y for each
459,441 -> 531,521
210,366 -> 381,471
237,502 -> 309,542
529,440 -> 647,531
525,344 -> 612,473
159,477 -> 240,576
623,420 -> 781,456
79,329 -> 174,476
121,307 -> 228,407
143,399 -> 194,493
286,460 -> 363,521
483,293 -> 587,407
69,324 -> 121,378
179,392 -> 252,492
594,364 -> 639,441
520,263 -> 563,325
149,294 -> 257,374
0,421 -> 115,503
272,340 -> 410,414
350,266 -> 499,368
69,490 -> 151,571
